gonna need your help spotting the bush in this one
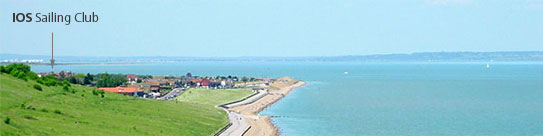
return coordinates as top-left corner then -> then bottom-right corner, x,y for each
63,85 -> 69,91
40,75 -> 59,86
54,109 -> 62,114
3,63 -> 30,74
92,89 -> 104,96
36,78 -> 44,84
4,117 -> 10,124
62,80 -> 71,87
2,64 -> 36,81
26,72 -> 39,80
41,108 -> 48,113
9,70 -> 19,77
43,80 -> 58,87
25,105 -> 34,110
33,84 -> 43,91
23,115 -> 37,120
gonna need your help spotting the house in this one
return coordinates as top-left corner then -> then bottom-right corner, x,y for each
201,78 -> 210,87
126,74 -> 138,84
98,87 -> 144,97
150,85 -> 160,92
191,79 -> 202,87
143,80 -> 161,92
152,76 -> 165,80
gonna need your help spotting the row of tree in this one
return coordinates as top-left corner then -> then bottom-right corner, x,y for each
62,73 -> 128,87
0,64 -> 130,88
0,63 -> 69,87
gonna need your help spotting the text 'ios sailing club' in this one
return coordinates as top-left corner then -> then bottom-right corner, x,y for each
12,12 -> 98,25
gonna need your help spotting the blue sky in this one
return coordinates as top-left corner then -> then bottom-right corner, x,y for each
1,0 -> 543,57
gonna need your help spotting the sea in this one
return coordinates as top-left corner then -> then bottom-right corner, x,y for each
31,62 -> 543,136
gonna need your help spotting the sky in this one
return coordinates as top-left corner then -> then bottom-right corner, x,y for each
1,0 -> 543,57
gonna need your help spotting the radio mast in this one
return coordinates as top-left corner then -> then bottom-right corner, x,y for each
50,32 -> 55,73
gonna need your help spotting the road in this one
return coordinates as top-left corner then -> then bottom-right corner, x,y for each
157,88 -> 184,100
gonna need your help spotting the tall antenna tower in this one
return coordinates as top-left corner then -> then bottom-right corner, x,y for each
50,32 -> 55,73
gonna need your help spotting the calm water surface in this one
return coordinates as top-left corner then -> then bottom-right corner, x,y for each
32,62 -> 543,135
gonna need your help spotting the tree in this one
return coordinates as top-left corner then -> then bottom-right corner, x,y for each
241,77 -> 249,83
96,73 -> 126,87
66,76 -> 77,84
83,73 -> 93,85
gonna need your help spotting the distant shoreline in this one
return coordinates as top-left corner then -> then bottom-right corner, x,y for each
2,51 -> 543,62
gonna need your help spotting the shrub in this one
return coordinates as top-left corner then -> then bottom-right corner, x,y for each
36,78 -> 44,84
62,85 -> 69,91
3,63 -> 30,74
23,115 -> 37,120
54,109 -> 62,114
62,80 -> 71,87
33,84 -> 43,91
26,72 -> 39,80
41,108 -> 48,112
43,80 -> 58,87
16,71 -> 27,81
4,117 -> 10,124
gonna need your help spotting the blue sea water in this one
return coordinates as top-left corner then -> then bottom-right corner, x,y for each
32,62 -> 543,135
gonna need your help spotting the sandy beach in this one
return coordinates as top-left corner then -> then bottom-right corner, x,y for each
230,77 -> 306,136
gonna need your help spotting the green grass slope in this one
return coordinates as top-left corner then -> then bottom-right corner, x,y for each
175,88 -> 253,106
0,74 -> 228,135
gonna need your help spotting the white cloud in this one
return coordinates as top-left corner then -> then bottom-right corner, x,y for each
424,0 -> 472,6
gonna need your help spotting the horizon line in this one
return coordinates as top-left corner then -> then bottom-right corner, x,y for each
2,50 -> 542,58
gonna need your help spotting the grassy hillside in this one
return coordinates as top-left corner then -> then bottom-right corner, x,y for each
0,73 -> 233,135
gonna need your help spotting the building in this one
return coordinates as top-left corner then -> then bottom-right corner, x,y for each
143,80 -> 161,92
201,78 -> 210,87
98,87 -> 144,97
126,74 -> 139,84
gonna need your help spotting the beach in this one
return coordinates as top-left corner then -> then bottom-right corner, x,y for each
230,77 -> 306,136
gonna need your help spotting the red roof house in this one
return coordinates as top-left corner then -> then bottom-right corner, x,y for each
98,87 -> 143,96
201,78 -> 210,87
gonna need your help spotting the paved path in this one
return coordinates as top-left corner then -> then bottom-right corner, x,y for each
218,110 -> 250,136
223,90 -> 268,108
216,90 -> 267,136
